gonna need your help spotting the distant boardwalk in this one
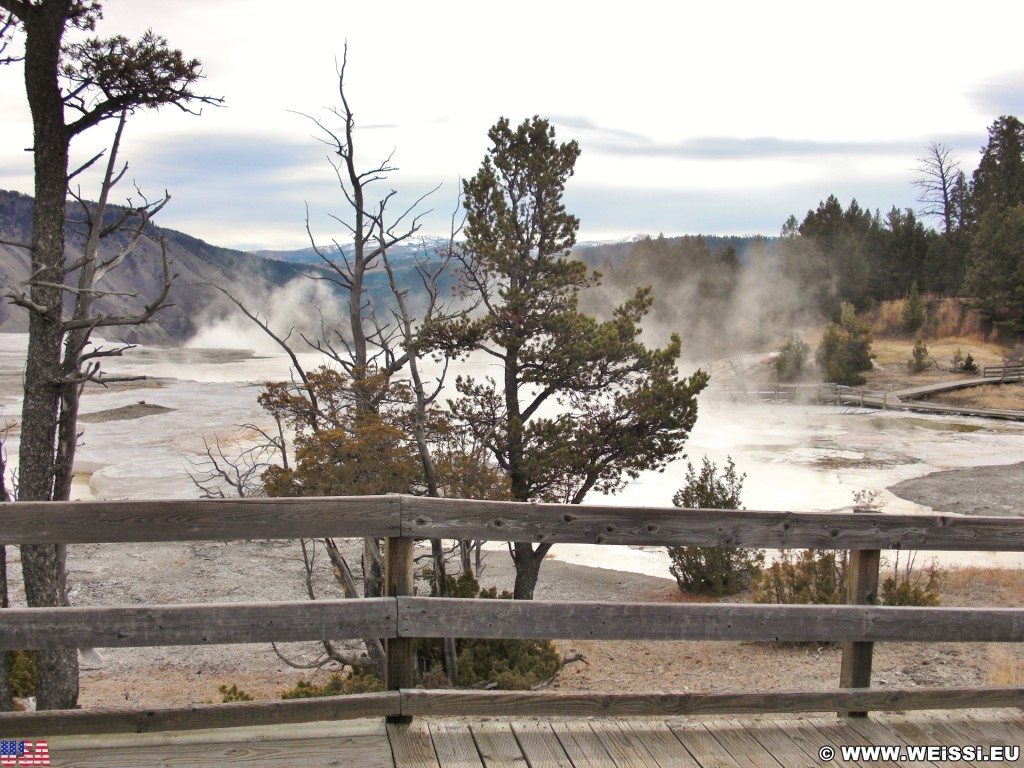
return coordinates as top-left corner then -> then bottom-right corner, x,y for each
714,367 -> 1024,421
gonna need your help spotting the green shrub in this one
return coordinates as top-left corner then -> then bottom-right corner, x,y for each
774,334 -> 811,382
667,457 -> 763,596
752,549 -> 847,605
908,338 -> 932,372
218,683 -> 253,702
7,651 -> 36,698
279,668 -> 386,699
668,546 -> 763,596
880,553 -> 941,607
417,572 -> 561,690
951,348 -> 979,374
816,303 -> 874,385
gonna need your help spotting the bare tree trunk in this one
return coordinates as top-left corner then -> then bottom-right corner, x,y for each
323,538 -> 386,679
16,3 -> 80,710
512,542 -> 552,601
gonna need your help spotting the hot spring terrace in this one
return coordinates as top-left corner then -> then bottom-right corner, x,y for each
1,495 -> 1022,767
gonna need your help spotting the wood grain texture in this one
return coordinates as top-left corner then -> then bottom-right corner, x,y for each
400,496 -> 1024,550
625,720 -> 703,768
4,494 -> 1022,551
550,721 -> 620,768
396,597 -> 1024,643
469,721 -> 528,767
388,721 -> 442,768
0,598 -> 396,649
430,721 -> 486,768
0,694 -> 399,736
509,721 -> 575,768
398,687 -> 1024,718
0,495 -> 400,543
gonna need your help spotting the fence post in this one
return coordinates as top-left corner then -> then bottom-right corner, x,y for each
385,535 -> 415,723
838,506 -> 881,718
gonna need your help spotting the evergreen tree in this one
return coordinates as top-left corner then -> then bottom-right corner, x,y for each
963,204 -> 1024,329
901,281 -> 926,334
970,116 -> 1024,222
439,116 -> 708,600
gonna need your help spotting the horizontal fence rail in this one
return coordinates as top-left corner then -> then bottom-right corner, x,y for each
4,599 -> 1022,649
1,494 -> 1022,735
4,495 -> 1023,550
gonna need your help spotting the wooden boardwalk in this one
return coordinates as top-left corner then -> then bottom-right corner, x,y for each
43,710 -> 1024,767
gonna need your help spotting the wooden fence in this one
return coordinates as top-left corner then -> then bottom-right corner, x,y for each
984,364 -> 1024,381
1,495 -> 1023,736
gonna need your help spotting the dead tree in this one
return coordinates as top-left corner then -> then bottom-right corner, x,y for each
914,141 -> 963,235
0,3 -> 219,708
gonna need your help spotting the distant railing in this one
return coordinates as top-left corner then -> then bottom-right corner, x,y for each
983,364 -> 1024,381
1,495 -> 1022,736
715,383 -> 889,408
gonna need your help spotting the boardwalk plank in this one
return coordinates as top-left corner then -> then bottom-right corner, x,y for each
958,709 -> 1024,750
388,721 -> 440,768
624,721 -> 702,768
668,722 -> 744,768
875,715 -> 953,767
510,721 -> 575,768
843,717 -> 943,768
430,722 -> 485,768
549,721 -> 619,768
470,721 -> 528,767
48,720 -> 394,768
588,721 -> 660,768
787,721 -> 872,768
734,719 -> 820,768
701,720 -> 786,768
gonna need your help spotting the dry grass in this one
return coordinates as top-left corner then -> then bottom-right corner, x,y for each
867,296 -> 991,341
930,384 -> 1024,410
987,647 -> 1021,686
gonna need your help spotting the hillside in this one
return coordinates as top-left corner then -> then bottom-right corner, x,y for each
0,190 -> 328,345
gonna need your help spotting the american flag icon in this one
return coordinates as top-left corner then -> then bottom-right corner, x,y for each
0,740 -> 50,766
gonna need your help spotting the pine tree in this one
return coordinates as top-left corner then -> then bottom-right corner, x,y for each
438,116 -> 708,600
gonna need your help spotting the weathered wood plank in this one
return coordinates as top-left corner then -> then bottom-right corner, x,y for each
587,721 -> 661,768
840,533 -> 881,716
397,597 -> 1024,643
47,731 -> 396,768
509,721 -> 575,768
5,495 -> 1023,551
469,721 -> 528,767
0,495 -> 401,543
625,720 -> 703,768
702,720 -> 787,768
734,719 -> 821,768
843,718 -> 945,768
549,721 -> 619,768
0,599 -> 396,650
668,722 -> 745,768
388,721 -> 441,768
386,536 -> 417,702
398,687 -> 1024,718
44,720 -> 393,768
401,496 -> 1024,550
0,693 -> 400,736
430,722 -> 486,768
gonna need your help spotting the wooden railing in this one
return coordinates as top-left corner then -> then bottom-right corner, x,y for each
1,495 -> 1023,736
984,364 -> 1024,381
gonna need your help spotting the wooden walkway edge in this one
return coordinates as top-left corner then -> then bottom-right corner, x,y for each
41,711 -> 1024,767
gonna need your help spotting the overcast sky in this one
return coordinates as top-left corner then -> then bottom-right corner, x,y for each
2,0 -> 1023,250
